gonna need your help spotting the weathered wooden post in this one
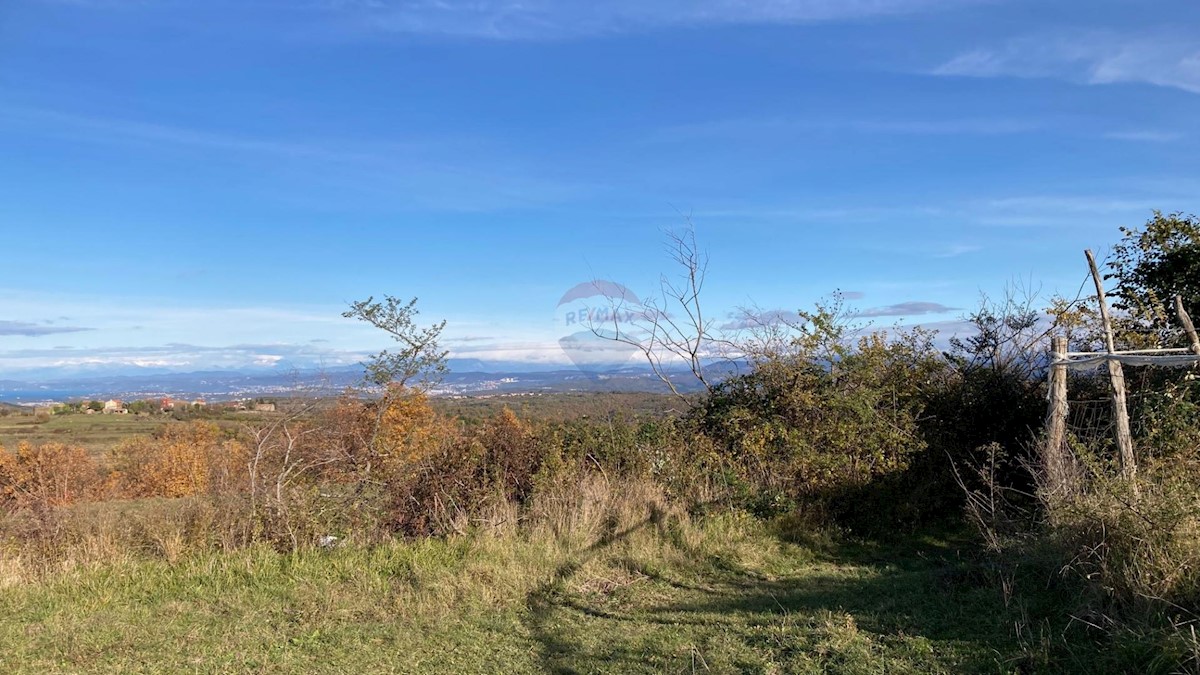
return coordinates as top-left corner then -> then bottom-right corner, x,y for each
1043,335 -> 1072,496
1175,294 -> 1200,356
1085,249 -> 1136,481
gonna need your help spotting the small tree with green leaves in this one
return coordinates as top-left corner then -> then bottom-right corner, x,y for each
340,296 -> 452,510
1109,211 -> 1200,348
343,296 -> 448,391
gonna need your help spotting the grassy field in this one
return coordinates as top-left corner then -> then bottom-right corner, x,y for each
0,514 -> 1048,674
0,411 -> 273,457
0,392 -> 678,454
0,413 -> 166,454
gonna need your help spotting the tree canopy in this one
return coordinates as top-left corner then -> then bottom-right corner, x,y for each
1109,211 -> 1200,344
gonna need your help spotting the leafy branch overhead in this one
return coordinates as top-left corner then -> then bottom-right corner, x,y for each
343,296 -> 448,390
1108,211 -> 1200,348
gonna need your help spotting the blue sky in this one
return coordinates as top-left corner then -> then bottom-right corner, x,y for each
1,0 -> 1198,378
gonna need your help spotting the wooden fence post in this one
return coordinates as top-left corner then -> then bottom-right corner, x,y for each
1043,335 -> 1072,496
1175,294 -> 1200,356
1085,249 -> 1136,481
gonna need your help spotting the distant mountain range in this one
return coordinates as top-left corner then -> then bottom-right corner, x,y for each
0,359 -> 728,405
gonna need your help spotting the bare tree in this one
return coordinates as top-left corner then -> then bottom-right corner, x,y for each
245,401 -> 334,548
242,374 -> 346,549
589,224 -> 723,400
949,282 -> 1050,381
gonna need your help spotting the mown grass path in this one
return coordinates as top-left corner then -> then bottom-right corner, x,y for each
522,529 -> 1017,674
0,519 -> 1027,674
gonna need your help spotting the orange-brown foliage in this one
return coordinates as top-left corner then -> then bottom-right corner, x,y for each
376,391 -> 455,469
479,407 -> 539,500
0,441 -> 101,511
386,406 -> 545,535
324,391 -> 457,482
109,421 -> 248,499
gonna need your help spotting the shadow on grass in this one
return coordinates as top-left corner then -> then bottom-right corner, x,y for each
523,516 -> 661,675
522,517 -> 1022,674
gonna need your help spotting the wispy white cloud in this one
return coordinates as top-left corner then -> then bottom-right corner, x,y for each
965,194 -> 1182,229
978,195 -> 1167,216
38,0 -> 996,37
0,105 -> 505,173
654,115 -> 1042,143
445,335 -> 499,344
0,106 -> 378,161
687,204 -> 951,223
1102,130 -> 1184,143
718,308 -> 803,332
0,321 -> 93,337
443,339 -> 576,365
0,341 -> 370,376
683,188 -> 1193,234
717,299 -> 961,329
318,0 -> 992,40
933,32 -> 1200,95
0,287 -> 581,374
0,105 -> 593,211
933,244 -> 981,258
851,118 -> 1041,135
34,0 -> 157,7
0,287 -> 361,347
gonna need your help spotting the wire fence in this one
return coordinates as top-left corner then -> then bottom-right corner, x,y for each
1062,365 -> 1197,460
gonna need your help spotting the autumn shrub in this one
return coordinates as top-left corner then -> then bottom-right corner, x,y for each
366,389 -> 455,476
1050,383 -> 1200,605
524,472 -> 681,550
201,391 -> 465,547
375,403 -> 712,538
0,441 -> 106,561
1052,466 -> 1200,606
981,449 -> 1199,673
385,407 -> 536,536
1134,379 -> 1200,462
108,421 -> 248,499
0,441 -> 103,515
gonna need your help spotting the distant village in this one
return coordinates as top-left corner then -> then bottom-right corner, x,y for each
52,397 -> 278,416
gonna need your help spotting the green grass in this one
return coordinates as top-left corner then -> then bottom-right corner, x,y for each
0,515 -> 1038,674
0,412 -> 270,457
0,413 -> 166,455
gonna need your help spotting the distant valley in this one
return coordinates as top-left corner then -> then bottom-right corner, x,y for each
0,360 -> 717,405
